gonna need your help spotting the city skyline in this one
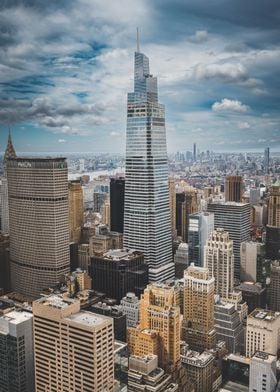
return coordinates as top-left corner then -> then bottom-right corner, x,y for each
0,0 -> 279,154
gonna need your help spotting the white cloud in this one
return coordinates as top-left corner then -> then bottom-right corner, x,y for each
238,121 -> 250,129
212,99 -> 249,113
194,62 -> 248,82
110,131 -> 120,136
58,139 -> 66,143
188,30 -> 208,43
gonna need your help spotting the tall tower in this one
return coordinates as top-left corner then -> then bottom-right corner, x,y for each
225,175 -> 243,202
110,177 -> 125,233
7,157 -> 70,298
264,147 -> 270,174
266,181 -> 280,259
68,179 -> 84,243
183,264 -> 216,352
1,129 -> 16,234
193,143 -> 197,162
123,35 -> 174,282
204,228 -> 234,300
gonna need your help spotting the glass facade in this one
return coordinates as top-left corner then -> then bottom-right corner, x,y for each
123,50 -> 174,281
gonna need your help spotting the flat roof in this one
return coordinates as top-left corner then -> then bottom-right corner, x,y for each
249,309 -> 280,322
65,311 -> 109,327
36,295 -> 77,309
0,310 -> 33,325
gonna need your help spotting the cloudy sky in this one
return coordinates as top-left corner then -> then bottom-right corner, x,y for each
0,0 -> 279,153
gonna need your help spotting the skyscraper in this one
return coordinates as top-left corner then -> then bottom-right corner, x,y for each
110,177 -> 125,233
68,179 -> 84,243
269,260 -> 280,311
193,143 -> 197,162
7,157 -> 70,298
264,147 -> 270,174
188,211 -> 214,267
204,228 -> 234,300
176,188 -> 199,243
183,264 -> 216,352
207,202 -> 251,279
123,38 -> 174,282
266,181 -> 280,259
0,130 -> 16,234
225,176 -> 243,202
33,295 -> 114,391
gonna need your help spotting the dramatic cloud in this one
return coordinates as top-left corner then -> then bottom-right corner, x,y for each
212,99 -> 249,113
0,0 -> 279,152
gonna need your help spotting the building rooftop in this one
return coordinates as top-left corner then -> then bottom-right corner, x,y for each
249,309 -> 280,322
236,282 -> 265,293
36,294 -> 77,309
0,310 -> 33,326
253,351 -> 276,363
101,248 -> 143,261
65,311 -> 110,327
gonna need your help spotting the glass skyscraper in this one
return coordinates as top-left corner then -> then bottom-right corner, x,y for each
123,46 -> 174,282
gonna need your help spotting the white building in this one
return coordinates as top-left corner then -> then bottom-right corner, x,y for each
249,352 -> 277,392
0,308 -> 34,392
120,292 -> 139,327
204,228 -> 234,300
246,309 -> 280,358
240,241 -> 265,283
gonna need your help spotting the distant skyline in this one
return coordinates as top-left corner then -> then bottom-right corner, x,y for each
0,0 -> 279,153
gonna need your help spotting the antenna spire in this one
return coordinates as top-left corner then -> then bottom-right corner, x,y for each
136,27 -> 140,52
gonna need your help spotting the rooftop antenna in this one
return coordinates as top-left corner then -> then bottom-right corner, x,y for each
137,27 -> 140,52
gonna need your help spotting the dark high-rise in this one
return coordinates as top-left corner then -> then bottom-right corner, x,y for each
225,176 -> 243,202
264,147 -> 270,174
266,181 -> 280,260
90,249 -> 148,303
110,177 -> 125,233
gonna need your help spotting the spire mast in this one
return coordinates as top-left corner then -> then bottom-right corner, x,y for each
136,27 -> 140,53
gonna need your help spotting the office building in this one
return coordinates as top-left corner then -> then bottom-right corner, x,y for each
204,229 -> 234,300
7,157 -> 70,298
193,143 -> 197,162
120,292 -> 139,327
188,212 -> 214,267
174,242 -> 189,279
183,264 -> 216,352
123,42 -> 174,282
176,189 -> 199,243
266,181 -> 280,259
101,199 -> 110,226
240,242 -> 266,284
269,260 -> 280,311
110,177 -> 125,233
68,179 -> 84,243
249,352 -> 277,392
93,190 -> 108,213
33,295 -> 114,392
90,249 -> 148,303
169,178 -> 177,238
207,202 -> 251,279
181,345 -> 216,392
214,299 -> 244,354
90,303 -> 127,342
225,176 -> 243,202
139,283 -> 181,368
0,234 -> 10,293
246,309 -> 280,358
264,147 -> 270,174
128,354 -> 179,392
0,308 -> 34,392
127,328 -> 160,358
1,130 -> 17,234
235,282 -> 266,314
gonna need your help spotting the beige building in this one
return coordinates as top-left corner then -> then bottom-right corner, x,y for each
240,241 -> 265,283
269,260 -> 280,311
33,295 -> 114,392
139,283 -> 181,368
127,328 -> 160,358
7,158 -> 70,298
246,309 -> 280,358
183,264 -> 216,352
268,183 -> 280,227
69,180 -> 84,243
101,199 -> 110,227
204,228 -> 234,300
